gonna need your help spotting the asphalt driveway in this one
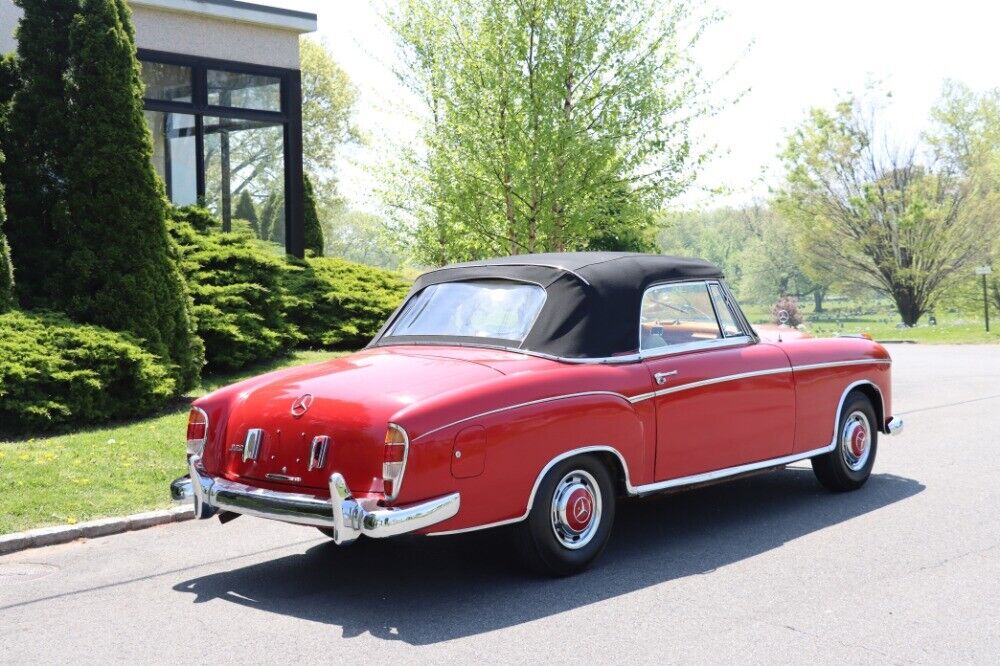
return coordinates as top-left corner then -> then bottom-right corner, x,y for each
1,344 -> 997,663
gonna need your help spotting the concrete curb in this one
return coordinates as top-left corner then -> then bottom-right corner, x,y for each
0,505 -> 194,556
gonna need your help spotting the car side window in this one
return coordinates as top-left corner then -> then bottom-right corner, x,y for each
708,283 -> 743,337
640,282 -> 722,351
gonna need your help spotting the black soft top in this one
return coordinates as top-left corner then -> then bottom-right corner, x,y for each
374,252 -> 724,359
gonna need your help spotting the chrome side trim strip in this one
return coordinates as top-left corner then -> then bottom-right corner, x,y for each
793,359 -> 892,371
627,443 -> 836,495
630,366 -> 792,402
429,380 -> 885,536
413,391 -> 634,442
419,360 -> 890,433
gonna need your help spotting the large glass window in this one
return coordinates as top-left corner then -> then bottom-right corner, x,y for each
145,111 -> 198,205
203,116 -> 285,246
140,61 -> 192,102
138,52 -> 299,254
386,281 -> 547,343
207,69 -> 282,112
640,282 -> 722,351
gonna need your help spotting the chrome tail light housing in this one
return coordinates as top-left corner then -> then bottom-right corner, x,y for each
382,423 -> 409,501
186,407 -> 209,457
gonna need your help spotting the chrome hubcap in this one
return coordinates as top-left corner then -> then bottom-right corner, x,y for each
550,470 -> 602,550
842,410 -> 871,471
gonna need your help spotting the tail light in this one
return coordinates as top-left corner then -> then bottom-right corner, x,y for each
186,407 -> 209,457
382,424 -> 409,501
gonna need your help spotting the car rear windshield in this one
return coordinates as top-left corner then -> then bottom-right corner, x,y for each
384,280 -> 547,343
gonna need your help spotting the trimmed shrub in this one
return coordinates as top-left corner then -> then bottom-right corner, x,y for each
303,175 -> 324,256
51,0 -> 203,390
0,310 -> 175,434
283,256 -> 409,349
169,206 -> 302,371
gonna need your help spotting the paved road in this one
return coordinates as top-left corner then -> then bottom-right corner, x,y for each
1,345 -> 998,664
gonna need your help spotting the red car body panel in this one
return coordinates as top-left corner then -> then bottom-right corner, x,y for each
192,334 -> 895,535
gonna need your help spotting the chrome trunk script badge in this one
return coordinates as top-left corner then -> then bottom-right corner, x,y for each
290,394 -> 314,418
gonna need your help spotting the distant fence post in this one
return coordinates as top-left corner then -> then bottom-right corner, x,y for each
976,266 -> 992,332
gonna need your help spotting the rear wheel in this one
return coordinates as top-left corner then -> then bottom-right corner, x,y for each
812,392 -> 878,491
515,455 -> 616,576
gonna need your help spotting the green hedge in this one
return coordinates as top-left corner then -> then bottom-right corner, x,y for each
283,256 -> 409,349
168,206 -> 303,371
0,310 -> 175,434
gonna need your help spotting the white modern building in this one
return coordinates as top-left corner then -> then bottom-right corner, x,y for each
1,0 -> 318,255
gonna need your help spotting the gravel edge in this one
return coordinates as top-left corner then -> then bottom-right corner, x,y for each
0,505 -> 195,556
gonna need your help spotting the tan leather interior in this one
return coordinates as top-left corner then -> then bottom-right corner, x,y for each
641,321 -> 720,348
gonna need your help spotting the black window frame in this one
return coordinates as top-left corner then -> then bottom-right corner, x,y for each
138,48 -> 305,257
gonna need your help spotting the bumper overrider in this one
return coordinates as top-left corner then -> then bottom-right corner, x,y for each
170,456 -> 460,545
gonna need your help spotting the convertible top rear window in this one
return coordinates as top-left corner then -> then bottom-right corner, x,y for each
385,280 -> 546,343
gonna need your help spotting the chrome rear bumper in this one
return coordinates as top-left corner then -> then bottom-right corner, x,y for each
885,417 -> 904,435
171,456 -> 460,545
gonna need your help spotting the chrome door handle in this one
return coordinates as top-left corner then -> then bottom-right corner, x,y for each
654,371 -> 678,385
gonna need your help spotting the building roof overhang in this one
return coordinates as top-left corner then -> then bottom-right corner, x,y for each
130,0 -> 317,33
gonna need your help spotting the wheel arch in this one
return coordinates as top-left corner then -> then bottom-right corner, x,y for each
846,381 -> 885,433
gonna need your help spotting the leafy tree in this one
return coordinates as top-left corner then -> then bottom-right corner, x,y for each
2,0 -> 80,309
302,174 -> 324,256
776,90 -> 983,326
300,37 -> 359,180
386,0 -> 722,263
234,189 -> 259,234
56,0 -> 202,388
928,81 -> 1000,311
322,204 -> 406,269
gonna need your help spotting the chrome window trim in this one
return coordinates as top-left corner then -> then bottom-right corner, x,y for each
419,262 -> 592,286
428,379 -> 886,536
638,335 -> 753,361
382,278 -> 548,345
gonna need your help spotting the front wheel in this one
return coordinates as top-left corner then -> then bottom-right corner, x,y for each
514,456 -> 616,576
812,392 -> 878,491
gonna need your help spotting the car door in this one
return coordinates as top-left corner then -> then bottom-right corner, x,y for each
640,281 -> 796,481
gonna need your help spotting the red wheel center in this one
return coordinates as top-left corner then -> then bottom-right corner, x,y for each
851,426 -> 867,457
564,487 -> 594,532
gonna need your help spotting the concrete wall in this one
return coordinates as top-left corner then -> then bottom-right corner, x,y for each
0,0 -> 302,69
0,0 -> 18,55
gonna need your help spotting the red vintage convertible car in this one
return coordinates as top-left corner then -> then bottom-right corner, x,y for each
172,253 -> 903,575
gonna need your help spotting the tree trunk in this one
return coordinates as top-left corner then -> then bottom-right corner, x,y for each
813,287 -> 827,313
892,286 -> 924,327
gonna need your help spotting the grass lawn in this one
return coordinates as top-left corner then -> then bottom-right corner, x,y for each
742,302 -> 999,345
0,350 -> 344,535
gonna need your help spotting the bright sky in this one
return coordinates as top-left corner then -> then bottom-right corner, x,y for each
257,0 -> 1000,212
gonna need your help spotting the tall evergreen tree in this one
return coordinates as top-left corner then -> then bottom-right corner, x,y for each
0,149 -> 13,312
3,0 -> 79,308
259,193 -> 277,241
57,0 -> 202,388
302,175 -> 324,256
234,190 -> 259,235
0,55 -> 15,311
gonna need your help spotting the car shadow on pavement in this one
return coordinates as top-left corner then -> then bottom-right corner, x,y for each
172,468 -> 922,645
